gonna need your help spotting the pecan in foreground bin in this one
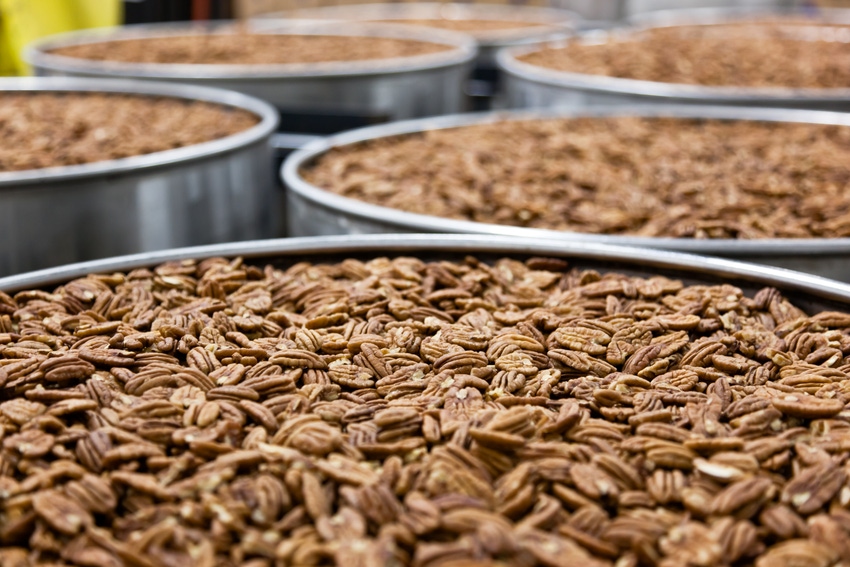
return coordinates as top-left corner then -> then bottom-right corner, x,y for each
304,116 -> 850,239
2,255 -> 850,565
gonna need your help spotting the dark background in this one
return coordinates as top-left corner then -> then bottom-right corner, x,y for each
123,0 -> 233,24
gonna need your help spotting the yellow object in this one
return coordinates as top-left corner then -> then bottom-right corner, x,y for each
0,0 -> 122,76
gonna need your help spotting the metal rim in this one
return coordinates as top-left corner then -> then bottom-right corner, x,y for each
0,76 -> 279,187
282,105 -> 850,256
25,20 -> 477,80
3,234 -> 850,305
626,6 -> 850,28
497,6 -> 850,102
256,3 -> 579,48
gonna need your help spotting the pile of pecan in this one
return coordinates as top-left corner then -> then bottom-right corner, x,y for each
49,33 -> 451,66
0,93 -> 258,172
304,116 -> 850,239
378,18 -> 549,35
2,255 -> 850,566
518,20 -> 850,89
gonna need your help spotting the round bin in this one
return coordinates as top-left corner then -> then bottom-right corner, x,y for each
25,20 -> 478,128
626,0 -> 796,17
259,3 -> 578,67
0,77 -> 278,277
551,0 -> 799,26
1,234 -> 849,565
282,106 -> 850,281
497,7 -> 850,111
256,3 -> 576,109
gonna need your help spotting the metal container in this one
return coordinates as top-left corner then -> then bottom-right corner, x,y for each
0,77 -> 279,278
625,0 -> 796,17
498,7 -> 850,111
258,4 -> 578,67
3,235 -> 850,318
551,0 -> 798,26
626,5 -> 850,27
282,105 -> 850,282
550,0 -> 626,25
256,4 -> 574,110
25,21 -> 477,126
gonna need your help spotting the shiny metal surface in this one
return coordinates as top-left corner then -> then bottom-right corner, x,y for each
551,0 -> 626,24
26,21 -> 477,120
2,235 -> 850,316
498,7 -> 850,111
282,105 -> 850,282
551,0 -> 797,25
0,77 -> 279,277
271,133 -> 324,153
626,0 -> 796,17
257,4 -> 577,67
626,5 -> 850,28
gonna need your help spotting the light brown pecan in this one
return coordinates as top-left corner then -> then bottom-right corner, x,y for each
32,490 -> 91,535
711,477 -> 775,519
770,394 -> 845,419
4,255 -> 850,566
755,539 -> 838,567
782,462 -> 846,516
